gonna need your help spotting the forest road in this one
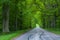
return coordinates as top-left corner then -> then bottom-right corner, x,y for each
14,27 -> 60,40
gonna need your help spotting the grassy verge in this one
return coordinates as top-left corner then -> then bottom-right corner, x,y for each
44,28 -> 60,35
0,29 -> 31,40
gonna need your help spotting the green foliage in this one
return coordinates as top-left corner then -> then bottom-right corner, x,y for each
0,0 -> 60,32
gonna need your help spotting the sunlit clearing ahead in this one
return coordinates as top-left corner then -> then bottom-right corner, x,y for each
36,24 -> 40,28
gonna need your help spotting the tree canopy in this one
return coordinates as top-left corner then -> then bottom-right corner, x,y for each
0,0 -> 60,32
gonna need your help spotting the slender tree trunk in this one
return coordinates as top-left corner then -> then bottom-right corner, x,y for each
15,0 -> 18,30
2,2 -> 9,32
15,17 -> 17,30
50,14 -> 56,29
54,14 -> 56,29
42,13 -> 46,28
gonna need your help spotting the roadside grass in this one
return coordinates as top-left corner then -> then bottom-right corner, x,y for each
44,28 -> 60,35
0,29 -> 30,40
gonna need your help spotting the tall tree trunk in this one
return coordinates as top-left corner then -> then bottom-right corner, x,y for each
14,0 -> 18,31
2,2 -> 9,32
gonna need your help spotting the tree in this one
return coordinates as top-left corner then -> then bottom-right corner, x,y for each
2,1 -> 10,32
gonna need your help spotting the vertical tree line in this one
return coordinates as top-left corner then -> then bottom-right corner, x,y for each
0,0 -> 60,33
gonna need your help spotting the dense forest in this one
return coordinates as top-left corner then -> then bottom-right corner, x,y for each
0,0 -> 60,33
